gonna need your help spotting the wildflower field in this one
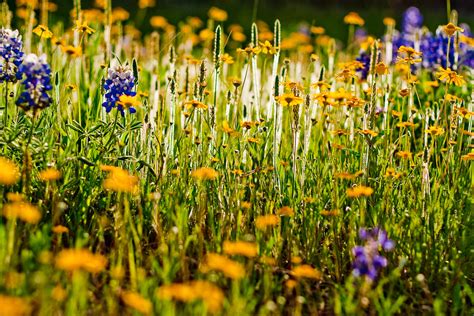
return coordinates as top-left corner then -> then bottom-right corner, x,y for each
0,0 -> 473,314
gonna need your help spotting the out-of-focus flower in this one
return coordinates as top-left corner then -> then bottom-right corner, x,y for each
2,201 -> 41,224
291,265 -> 321,279
201,253 -> 245,279
352,227 -> 394,280
208,7 -> 228,22
121,291 -> 152,314
102,166 -> 139,194
157,280 -> 224,313
0,295 -> 32,316
0,157 -> 20,185
55,249 -> 107,273
16,54 -> 52,111
103,64 -> 136,115
138,0 -> 156,9
0,28 -> 24,83
191,167 -> 219,180
344,12 -> 365,26
276,93 -> 304,107
223,241 -> 258,258
255,214 -> 280,229
39,168 -> 61,181
346,185 -> 373,198
401,7 -> 423,34
150,16 -> 168,29
61,45 -> 82,57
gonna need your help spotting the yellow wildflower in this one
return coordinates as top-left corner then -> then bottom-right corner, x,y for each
33,24 -> 53,38
61,45 -> 82,58
121,291 -> 152,315
201,253 -> 245,280
2,202 -> 41,224
39,168 -> 61,181
443,22 -> 464,37
0,295 -> 32,316
277,206 -> 294,216
74,20 -> 95,34
223,241 -> 258,258
344,12 -> 365,26
276,93 -> 304,107
436,67 -> 466,86
117,95 -> 140,111
0,157 -> 20,185
102,167 -> 139,194
346,185 -> 374,198
55,249 -> 107,273
138,0 -> 156,9
291,265 -> 321,279
208,7 -> 228,22
191,167 -> 219,181
426,126 -> 445,136
150,16 -> 168,29
255,214 -> 280,229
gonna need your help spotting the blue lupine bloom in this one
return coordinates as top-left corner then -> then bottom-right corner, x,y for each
102,65 -> 136,115
401,6 -> 423,34
356,50 -> 371,80
352,227 -> 394,280
0,28 -> 24,83
16,54 -> 52,111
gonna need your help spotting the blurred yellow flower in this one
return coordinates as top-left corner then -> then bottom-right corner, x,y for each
0,295 -> 32,316
52,225 -> 69,234
276,93 -> 304,107
208,7 -> 228,22
39,168 -> 61,181
344,12 -> 365,26
150,16 -> 168,29
426,126 -> 445,136
255,214 -> 280,229
201,253 -> 245,279
346,185 -> 374,198
157,280 -> 224,313
223,241 -> 258,257
191,167 -> 219,181
121,291 -> 152,314
0,157 -> 20,185
117,95 -> 140,110
277,206 -> 294,216
102,167 -> 139,194
2,201 -> 41,224
291,264 -> 321,279
61,45 -> 82,58
55,249 -> 107,273
138,0 -> 156,9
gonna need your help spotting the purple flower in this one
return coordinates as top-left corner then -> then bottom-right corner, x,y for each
402,7 -> 423,34
16,54 -> 52,111
102,64 -> 136,115
352,227 -> 394,280
0,28 -> 24,83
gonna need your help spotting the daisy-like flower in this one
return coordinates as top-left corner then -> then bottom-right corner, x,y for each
16,53 -> 52,111
276,93 -> 304,107
443,22 -> 464,37
32,25 -> 53,38
103,64 -> 136,115
74,20 -> 96,35
0,28 -> 24,83
436,67 -> 466,86
117,94 -> 140,114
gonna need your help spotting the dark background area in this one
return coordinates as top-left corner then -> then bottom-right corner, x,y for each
5,0 -> 474,40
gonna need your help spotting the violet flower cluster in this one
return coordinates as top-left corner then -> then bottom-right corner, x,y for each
352,227 -> 395,280
102,65 -> 136,116
0,28 -> 24,83
356,7 -> 473,79
16,54 -> 52,111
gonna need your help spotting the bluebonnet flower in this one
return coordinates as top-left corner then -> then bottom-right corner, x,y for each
0,28 -> 24,83
401,7 -> 423,34
102,65 -> 137,115
356,50 -> 370,80
16,54 -> 52,111
352,227 -> 394,280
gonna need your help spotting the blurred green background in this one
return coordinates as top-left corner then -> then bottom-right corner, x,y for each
6,0 -> 474,40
